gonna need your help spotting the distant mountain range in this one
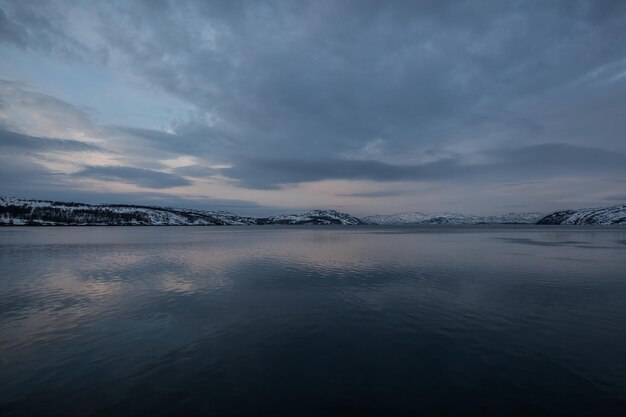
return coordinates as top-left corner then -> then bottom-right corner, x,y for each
1,197 -> 624,226
536,205 -> 626,225
0,197 -> 364,226
362,212 -> 545,225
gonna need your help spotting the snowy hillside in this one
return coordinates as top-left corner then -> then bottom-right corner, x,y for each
537,205 -> 626,225
0,197 -> 362,226
3,197 -> 624,226
0,197 -> 252,226
363,211 -> 544,225
260,210 -> 365,225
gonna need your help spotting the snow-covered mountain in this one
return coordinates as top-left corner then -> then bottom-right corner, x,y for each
3,197 -> 624,226
0,197 -> 251,225
537,205 -> 626,225
260,210 -> 365,225
0,197 -> 362,226
363,211 -> 545,225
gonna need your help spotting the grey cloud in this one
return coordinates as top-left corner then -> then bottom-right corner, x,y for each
172,165 -> 218,178
604,194 -> 626,202
336,190 -> 413,198
223,144 -> 626,189
0,6 -> 26,46
491,144 -> 626,177
0,127 -> 101,152
0,79 -> 99,137
119,123 -> 232,157
0,153 -> 64,191
74,166 -> 192,189
6,1 -> 626,161
86,0 -> 626,160
0,153 -> 264,213
223,158 -> 463,189
1,1 -> 626,211
0,1 -> 100,61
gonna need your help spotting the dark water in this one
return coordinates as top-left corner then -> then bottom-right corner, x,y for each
1,226 -> 625,416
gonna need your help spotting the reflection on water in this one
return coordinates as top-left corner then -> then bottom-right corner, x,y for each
1,225 -> 626,416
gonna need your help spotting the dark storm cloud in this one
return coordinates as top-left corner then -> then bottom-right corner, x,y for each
74,166 -> 191,189
0,127 -> 101,152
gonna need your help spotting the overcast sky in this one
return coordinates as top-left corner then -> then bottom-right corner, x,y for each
1,0 -> 625,215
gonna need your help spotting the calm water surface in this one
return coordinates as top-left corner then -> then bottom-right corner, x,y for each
1,226 -> 625,416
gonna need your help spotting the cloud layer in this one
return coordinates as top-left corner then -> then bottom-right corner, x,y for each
1,0 -> 625,214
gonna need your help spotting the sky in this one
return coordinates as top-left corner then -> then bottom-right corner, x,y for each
1,0 -> 625,216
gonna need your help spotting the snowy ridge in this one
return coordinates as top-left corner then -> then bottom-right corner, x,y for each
0,197 -> 361,226
3,197 -> 624,226
0,197 -> 244,225
537,205 -> 626,225
363,211 -> 544,225
261,210 -> 365,225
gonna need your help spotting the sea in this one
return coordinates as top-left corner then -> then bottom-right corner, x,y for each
1,225 -> 625,416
